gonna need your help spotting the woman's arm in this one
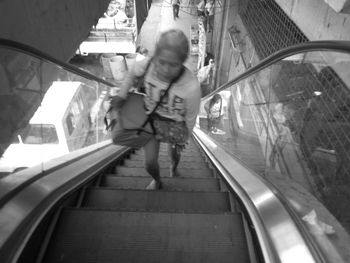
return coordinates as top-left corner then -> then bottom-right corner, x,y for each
118,56 -> 151,99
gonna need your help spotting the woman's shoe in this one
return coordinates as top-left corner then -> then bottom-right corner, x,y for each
170,167 -> 180,177
146,179 -> 162,190
170,163 -> 180,177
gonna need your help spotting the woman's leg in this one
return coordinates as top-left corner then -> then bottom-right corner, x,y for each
143,136 -> 162,189
169,143 -> 182,177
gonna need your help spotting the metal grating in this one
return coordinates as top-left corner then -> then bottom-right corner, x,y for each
239,0 -> 309,59
237,0 -> 350,210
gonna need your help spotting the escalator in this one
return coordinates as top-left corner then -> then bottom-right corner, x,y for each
38,138 -> 252,262
1,39 -> 350,263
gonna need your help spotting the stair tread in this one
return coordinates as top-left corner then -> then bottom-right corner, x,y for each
124,159 -> 207,169
83,188 -> 230,212
134,150 -> 202,157
128,155 -> 206,163
43,209 -> 249,263
115,167 -> 213,178
101,175 -> 221,191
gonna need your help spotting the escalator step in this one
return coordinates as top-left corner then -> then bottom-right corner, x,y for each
128,154 -> 206,163
82,188 -> 231,212
133,149 -> 202,157
115,167 -> 213,178
42,209 -> 250,263
157,144 -> 199,151
101,175 -> 221,191
123,159 -> 207,169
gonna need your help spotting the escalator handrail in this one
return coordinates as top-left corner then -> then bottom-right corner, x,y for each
1,39 -> 349,96
196,41 -> 350,263
1,38 -> 349,262
0,142 -> 130,263
0,38 -> 118,207
0,141 -> 113,208
0,38 -> 116,88
203,40 -> 350,100
193,130 -> 325,263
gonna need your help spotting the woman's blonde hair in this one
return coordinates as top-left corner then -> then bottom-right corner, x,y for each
154,29 -> 189,62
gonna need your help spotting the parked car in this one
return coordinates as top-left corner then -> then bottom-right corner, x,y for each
0,81 -> 96,174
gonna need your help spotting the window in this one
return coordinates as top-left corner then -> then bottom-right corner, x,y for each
66,112 -> 76,135
66,101 -> 82,136
20,124 -> 59,144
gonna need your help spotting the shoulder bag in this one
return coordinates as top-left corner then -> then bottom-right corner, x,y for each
106,66 -> 184,148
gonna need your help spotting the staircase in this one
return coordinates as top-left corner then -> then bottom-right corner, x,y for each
38,139 -> 251,263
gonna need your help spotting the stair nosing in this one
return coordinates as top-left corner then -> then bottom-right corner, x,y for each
63,206 -> 239,215
103,174 -> 217,180
86,186 -> 226,194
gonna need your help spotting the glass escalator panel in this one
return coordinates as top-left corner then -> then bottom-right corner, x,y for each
197,49 -> 350,262
0,46 -> 112,177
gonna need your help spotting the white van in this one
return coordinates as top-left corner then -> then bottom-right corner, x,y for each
0,81 -> 96,174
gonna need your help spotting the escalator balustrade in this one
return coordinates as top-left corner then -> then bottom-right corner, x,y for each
38,138 -> 252,263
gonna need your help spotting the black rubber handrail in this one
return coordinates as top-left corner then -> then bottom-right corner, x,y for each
0,38 -> 116,88
1,38 -> 349,97
203,40 -> 350,100
198,40 -> 350,263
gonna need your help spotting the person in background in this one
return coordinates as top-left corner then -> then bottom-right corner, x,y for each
114,29 -> 201,190
197,0 -> 206,16
187,0 -> 196,14
205,0 -> 214,32
205,94 -> 223,134
197,58 -> 214,96
197,0 -> 207,31
172,0 -> 181,20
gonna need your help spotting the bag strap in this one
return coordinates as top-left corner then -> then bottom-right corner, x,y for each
139,66 -> 185,130
105,64 -> 185,132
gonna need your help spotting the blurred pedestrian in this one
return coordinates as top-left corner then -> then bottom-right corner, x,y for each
187,0 -> 196,14
204,94 -> 224,134
197,0 -> 207,31
205,0 -> 214,32
172,0 -> 181,20
197,0 -> 206,16
114,29 -> 201,189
